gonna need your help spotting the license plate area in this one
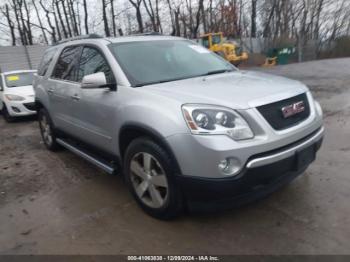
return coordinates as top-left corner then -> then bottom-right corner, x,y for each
295,145 -> 316,170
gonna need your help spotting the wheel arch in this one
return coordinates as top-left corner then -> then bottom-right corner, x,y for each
119,123 -> 182,174
35,98 -> 44,110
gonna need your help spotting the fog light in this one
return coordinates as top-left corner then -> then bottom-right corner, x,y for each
11,106 -> 20,113
218,157 -> 241,176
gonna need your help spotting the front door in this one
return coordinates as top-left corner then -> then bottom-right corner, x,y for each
72,46 -> 117,152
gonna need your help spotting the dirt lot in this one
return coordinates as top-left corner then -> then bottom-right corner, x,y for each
1,58 -> 350,255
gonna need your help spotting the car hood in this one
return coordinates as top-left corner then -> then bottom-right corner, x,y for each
4,85 -> 35,97
143,71 -> 308,109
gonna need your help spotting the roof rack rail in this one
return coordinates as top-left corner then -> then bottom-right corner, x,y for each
54,34 -> 103,45
129,32 -> 163,36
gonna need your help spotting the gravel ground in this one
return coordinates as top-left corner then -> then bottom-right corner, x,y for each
0,58 -> 350,255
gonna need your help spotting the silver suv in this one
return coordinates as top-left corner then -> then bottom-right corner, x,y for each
34,34 -> 324,219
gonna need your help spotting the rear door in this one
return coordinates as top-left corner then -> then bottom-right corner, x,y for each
47,45 -> 82,134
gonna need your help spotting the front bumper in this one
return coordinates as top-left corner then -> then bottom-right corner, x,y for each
5,100 -> 36,117
177,134 -> 323,211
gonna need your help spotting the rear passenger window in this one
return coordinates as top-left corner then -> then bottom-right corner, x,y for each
52,46 -> 81,81
77,47 -> 115,84
37,48 -> 57,76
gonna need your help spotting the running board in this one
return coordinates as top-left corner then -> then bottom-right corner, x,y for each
56,138 -> 117,175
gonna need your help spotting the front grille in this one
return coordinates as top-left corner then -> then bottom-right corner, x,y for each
257,93 -> 310,130
23,102 -> 36,111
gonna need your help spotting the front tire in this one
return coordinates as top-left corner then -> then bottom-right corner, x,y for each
2,104 -> 15,123
38,108 -> 60,151
124,137 -> 183,220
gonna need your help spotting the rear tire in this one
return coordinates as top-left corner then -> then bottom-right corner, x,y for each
124,137 -> 183,220
2,104 -> 15,123
38,108 -> 60,151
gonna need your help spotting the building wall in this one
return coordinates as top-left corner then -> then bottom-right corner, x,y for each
0,45 -> 48,73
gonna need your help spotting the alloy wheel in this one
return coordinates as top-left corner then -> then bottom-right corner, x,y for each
130,152 -> 169,208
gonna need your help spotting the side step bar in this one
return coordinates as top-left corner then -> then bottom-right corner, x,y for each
56,138 -> 117,175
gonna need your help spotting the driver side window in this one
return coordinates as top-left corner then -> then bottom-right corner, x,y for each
77,47 -> 115,84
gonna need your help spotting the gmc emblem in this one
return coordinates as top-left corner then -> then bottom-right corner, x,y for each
281,101 -> 305,118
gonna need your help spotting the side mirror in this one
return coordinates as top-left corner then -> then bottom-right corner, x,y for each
81,72 -> 116,90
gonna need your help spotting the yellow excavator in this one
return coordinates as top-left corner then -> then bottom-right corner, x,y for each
200,32 -> 248,66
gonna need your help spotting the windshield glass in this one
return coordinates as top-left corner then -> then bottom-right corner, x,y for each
109,40 -> 236,87
212,35 -> 222,45
5,72 -> 34,88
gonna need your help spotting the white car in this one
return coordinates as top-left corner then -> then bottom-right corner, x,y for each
0,70 -> 37,122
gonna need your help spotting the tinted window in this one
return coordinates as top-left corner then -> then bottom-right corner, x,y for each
5,72 -> 34,88
77,47 -> 114,83
38,48 -> 57,76
52,46 -> 81,81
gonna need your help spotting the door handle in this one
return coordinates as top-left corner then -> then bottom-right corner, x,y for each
71,94 -> 80,101
47,88 -> 54,94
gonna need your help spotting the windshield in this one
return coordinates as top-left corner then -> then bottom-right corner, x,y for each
212,35 -> 222,45
5,72 -> 34,88
109,40 -> 236,87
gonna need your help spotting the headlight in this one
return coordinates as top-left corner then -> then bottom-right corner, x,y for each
182,104 -> 254,140
5,94 -> 25,101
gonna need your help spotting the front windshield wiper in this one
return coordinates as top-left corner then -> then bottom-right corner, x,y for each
201,69 -> 234,76
134,69 -> 234,87
134,75 -> 199,87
